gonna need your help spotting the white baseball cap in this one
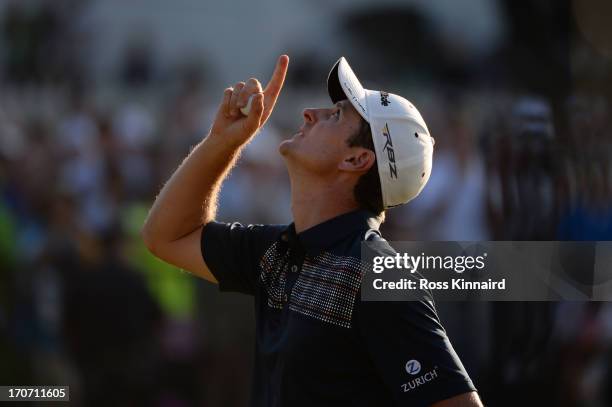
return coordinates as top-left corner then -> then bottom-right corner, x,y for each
327,57 -> 434,208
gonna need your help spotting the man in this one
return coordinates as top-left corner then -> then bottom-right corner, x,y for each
142,55 -> 482,406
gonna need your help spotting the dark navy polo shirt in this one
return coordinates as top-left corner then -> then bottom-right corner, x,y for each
201,209 -> 476,407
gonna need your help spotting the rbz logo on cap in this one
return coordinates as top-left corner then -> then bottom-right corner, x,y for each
405,360 -> 421,375
381,123 -> 398,179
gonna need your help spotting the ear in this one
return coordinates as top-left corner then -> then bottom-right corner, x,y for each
338,148 -> 376,173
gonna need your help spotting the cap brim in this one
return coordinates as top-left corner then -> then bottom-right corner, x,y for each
327,57 -> 369,122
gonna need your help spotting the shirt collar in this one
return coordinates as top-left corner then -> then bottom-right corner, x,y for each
283,209 -> 381,254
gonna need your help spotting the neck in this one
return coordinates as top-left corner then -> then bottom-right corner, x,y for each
289,176 -> 359,233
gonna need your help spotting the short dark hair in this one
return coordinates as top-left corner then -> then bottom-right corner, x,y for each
346,117 -> 385,217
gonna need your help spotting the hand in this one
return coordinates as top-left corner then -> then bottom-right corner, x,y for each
210,55 -> 289,146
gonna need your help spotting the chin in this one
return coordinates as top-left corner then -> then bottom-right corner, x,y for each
278,139 -> 295,157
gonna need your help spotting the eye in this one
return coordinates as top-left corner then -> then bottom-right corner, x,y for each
332,109 -> 340,119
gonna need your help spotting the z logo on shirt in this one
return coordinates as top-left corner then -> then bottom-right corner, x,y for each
405,360 -> 421,375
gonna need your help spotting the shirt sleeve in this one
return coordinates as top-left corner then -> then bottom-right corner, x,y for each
201,221 -> 285,295
356,299 -> 477,406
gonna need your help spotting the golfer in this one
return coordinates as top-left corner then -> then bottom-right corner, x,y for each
142,55 -> 482,406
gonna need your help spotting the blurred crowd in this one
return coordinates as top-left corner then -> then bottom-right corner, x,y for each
1,1 -> 612,406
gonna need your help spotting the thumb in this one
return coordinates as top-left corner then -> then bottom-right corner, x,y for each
243,92 -> 264,133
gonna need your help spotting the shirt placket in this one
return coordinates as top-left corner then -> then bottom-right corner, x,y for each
282,232 -> 305,303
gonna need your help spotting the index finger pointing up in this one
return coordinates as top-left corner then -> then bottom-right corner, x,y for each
262,55 -> 289,121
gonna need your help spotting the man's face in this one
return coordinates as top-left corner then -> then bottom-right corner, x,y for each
279,100 -> 365,177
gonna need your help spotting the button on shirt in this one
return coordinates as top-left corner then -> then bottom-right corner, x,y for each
201,210 -> 476,407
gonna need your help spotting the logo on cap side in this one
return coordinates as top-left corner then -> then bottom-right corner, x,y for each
380,91 -> 390,106
381,123 -> 398,179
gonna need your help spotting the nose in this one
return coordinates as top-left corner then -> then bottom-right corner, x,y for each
302,108 -> 316,124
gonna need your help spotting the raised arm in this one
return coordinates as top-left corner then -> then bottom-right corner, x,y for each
141,55 -> 289,281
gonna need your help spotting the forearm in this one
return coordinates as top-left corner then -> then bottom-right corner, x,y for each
142,133 -> 243,247
431,391 -> 483,407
